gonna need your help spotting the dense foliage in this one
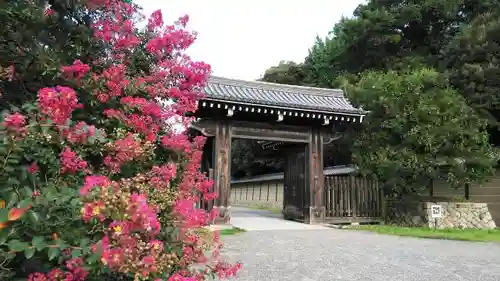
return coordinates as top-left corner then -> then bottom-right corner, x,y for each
301,0 -> 500,86
344,68 -> 496,195
258,61 -> 307,86
0,0 -> 107,108
441,11 -> 500,125
232,0 -> 500,193
0,0 -> 240,280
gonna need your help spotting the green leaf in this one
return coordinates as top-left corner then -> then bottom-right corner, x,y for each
32,236 -> 46,251
57,240 -> 68,250
86,251 -> 100,264
4,251 -> 16,260
71,249 -> 82,258
70,198 -> 80,207
24,247 -> 36,259
18,198 -> 32,208
0,208 -> 9,223
79,238 -> 90,248
6,192 -> 18,208
48,247 -> 61,261
22,186 -> 32,196
26,210 -> 40,225
3,166 -> 15,173
20,169 -> 28,181
8,239 -> 29,252
6,178 -> 20,186
0,229 -> 9,245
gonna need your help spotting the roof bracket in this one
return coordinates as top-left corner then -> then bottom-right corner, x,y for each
227,108 -> 234,117
323,118 -> 330,125
277,113 -> 284,122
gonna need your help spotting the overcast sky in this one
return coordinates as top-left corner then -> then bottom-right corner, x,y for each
135,0 -> 364,81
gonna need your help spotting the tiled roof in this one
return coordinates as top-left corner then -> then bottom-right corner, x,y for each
204,76 -> 364,115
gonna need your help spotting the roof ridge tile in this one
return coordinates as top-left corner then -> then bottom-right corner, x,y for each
208,76 -> 345,97
203,76 -> 365,115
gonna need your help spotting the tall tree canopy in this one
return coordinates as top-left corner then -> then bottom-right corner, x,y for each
258,61 -> 307,86
303,0 -> 499,82
441,11 -> 500,125
247,0 -> 500,192
344,69 -> 496,194
0,0 -> 109,108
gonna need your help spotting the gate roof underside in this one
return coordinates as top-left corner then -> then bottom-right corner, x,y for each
203,76 -> 365,116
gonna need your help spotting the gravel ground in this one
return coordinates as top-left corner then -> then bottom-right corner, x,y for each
221,208 -> 500,281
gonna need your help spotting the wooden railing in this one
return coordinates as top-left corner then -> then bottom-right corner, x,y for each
324,174 -> 382,218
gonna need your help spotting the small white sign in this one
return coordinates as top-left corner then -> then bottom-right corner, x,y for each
431,205 -> 442,218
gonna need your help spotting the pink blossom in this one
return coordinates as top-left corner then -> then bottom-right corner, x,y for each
3,112 -> 27,136
60,146 -> 87,174
80,175 -> 110,196
28,162 -> 39,174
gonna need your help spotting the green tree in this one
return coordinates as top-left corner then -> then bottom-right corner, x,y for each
441,12 -> 500,126
0,0 -> 138,108
344,68 -> 497,195
300,0 -> 499,88
302,34 -> 349,88
256,1 -> 500,189
258,61 -> 307,85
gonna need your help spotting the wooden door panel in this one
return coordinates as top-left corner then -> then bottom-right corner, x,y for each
283,144 -> 307,220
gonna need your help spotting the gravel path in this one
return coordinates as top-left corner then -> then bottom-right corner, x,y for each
222,208 -> 500,281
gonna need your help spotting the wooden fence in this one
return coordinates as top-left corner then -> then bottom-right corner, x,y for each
230,173 -> 284,209
231,168 -> 500,225
324,174 -> 382,219
231,166 -> 383,221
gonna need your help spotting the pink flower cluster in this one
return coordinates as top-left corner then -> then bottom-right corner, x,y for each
63,121 -> 98,145
128,193 -> 161,234
103,133 -> 144,173
60,147 -> 87,174
149,163 -> 177,189
93,64 -> 129,102
0,0 -> 241,279
61,60 -> 90,81
37,86 -> 81,126
2,112 -> 27,137
28,258 -> 88,281
79,175 -> 110,196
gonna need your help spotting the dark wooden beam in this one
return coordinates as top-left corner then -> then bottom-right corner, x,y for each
213,121 -> 232,223
193,119 -> 312,143
231,121 -> 310,143
308,128 -> 325,223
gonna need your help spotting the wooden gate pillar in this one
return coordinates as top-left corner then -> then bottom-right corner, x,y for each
213,121 -> 232,224
308,128 -> 325,223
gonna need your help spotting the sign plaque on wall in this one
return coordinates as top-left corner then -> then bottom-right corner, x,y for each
431,205 -> 442,218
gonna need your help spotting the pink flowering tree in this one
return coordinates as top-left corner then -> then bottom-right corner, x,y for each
0,0 -> 240,280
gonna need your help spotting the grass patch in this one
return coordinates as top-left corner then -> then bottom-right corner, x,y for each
219,227 -> 246,236
349,225 -> 500,242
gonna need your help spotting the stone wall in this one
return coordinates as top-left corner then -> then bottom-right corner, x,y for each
386,199 -> 496,229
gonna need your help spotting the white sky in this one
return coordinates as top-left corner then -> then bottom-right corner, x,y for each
135,0 -> 364,81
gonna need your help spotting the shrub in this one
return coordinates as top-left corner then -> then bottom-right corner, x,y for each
0,0 -> 241,280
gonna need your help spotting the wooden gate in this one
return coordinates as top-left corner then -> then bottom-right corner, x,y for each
283,144 -> 308,221
324,174 -> 382,222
